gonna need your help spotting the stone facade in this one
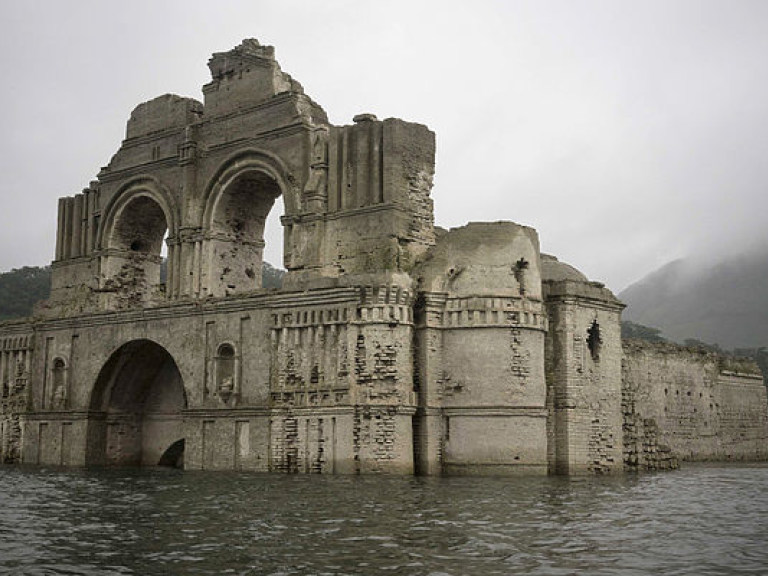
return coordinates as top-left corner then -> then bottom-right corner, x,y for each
1,40 -> 766,474
623,340 -> 768,467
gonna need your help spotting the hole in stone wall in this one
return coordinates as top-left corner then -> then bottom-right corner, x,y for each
513,258 -> 529,295
587,320 -> 602,362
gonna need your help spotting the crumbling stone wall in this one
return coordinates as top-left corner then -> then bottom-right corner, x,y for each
270,414 -> 328,474
622,390 -> 678,471
622,340 -> 768,464
0,331 -> 33,463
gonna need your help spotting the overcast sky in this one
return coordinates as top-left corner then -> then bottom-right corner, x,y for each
1,0 -> 767,292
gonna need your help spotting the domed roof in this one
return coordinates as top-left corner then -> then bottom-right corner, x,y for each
541,254 -> 589,283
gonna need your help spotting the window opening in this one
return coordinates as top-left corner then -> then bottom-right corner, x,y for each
587,320 -> 602,362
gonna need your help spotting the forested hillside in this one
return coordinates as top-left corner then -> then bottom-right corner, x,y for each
0,266 -> 51,320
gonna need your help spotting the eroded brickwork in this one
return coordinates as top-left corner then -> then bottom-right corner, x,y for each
0,334 -> 32,463
353,405 -> 399,472
622,340 -> 768,464
271,414 -> 327,474
622,382 -> 678,471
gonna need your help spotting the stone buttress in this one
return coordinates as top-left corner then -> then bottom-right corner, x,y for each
542,256 -> 625,474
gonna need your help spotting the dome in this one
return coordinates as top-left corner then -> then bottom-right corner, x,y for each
541,254 -> 589,283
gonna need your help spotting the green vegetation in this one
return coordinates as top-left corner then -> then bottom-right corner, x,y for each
0,266 -> 51,320
261,261 -> 285,290
621,320 -> 666,342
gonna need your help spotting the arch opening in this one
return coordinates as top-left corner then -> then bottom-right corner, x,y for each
102,195 -> 169,306
587,320 -> 602,362
206,170 -> 281,297
158,439 -> 185,468
87,340 -> 187,467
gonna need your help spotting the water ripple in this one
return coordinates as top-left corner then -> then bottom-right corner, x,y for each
0,465 -> 767,575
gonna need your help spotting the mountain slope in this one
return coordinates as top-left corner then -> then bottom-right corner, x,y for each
619,250 -> 768,349
0,266 -> 51,320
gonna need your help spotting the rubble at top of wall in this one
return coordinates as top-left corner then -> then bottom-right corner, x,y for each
622,338 -> 763,378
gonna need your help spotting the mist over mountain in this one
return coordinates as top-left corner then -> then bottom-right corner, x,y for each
619,248 -> 768,349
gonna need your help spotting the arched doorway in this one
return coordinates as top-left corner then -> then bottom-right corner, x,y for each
99,183 -> 177,308
204,169 -> 281,297
87,340 -> 187,467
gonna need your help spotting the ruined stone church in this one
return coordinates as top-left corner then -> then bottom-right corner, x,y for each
1,40 -> 766,474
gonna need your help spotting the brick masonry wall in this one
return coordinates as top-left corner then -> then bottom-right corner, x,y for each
622,340 -> 768,464
544,283 -> 625,475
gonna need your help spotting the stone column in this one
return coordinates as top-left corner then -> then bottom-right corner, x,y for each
62,197 -> 73,260
55,199 -> 66,261
71,194 -> 83,258
165,241 -> 175,299
413,291 -> 447,475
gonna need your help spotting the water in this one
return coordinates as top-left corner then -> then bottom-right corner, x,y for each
0,465 -> 767,576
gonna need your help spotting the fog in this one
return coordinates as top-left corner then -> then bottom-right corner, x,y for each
2,0 -> 767,292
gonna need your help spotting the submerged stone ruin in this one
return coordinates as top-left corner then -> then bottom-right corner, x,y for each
1,40 -> 766,473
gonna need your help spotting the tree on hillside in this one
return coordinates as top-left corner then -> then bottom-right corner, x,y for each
262,261 -> 285,289
0,266 -> 52,320
621,320 -> 666,342
683,338 -> 723,353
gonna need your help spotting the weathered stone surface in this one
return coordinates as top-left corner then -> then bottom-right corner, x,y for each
622,340 -> 768,466
1,39 -> 766,474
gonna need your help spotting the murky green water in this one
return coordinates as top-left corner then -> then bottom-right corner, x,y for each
0,464 -> 766,575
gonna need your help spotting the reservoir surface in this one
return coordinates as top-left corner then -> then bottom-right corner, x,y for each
0,464 -> 766,575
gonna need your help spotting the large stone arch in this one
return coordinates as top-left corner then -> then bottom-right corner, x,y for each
97,176 -> 180,307
202,148 -> 296,218
98,175 -> 179,249
200,149 -> 294,297
85,339 -> 187,468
